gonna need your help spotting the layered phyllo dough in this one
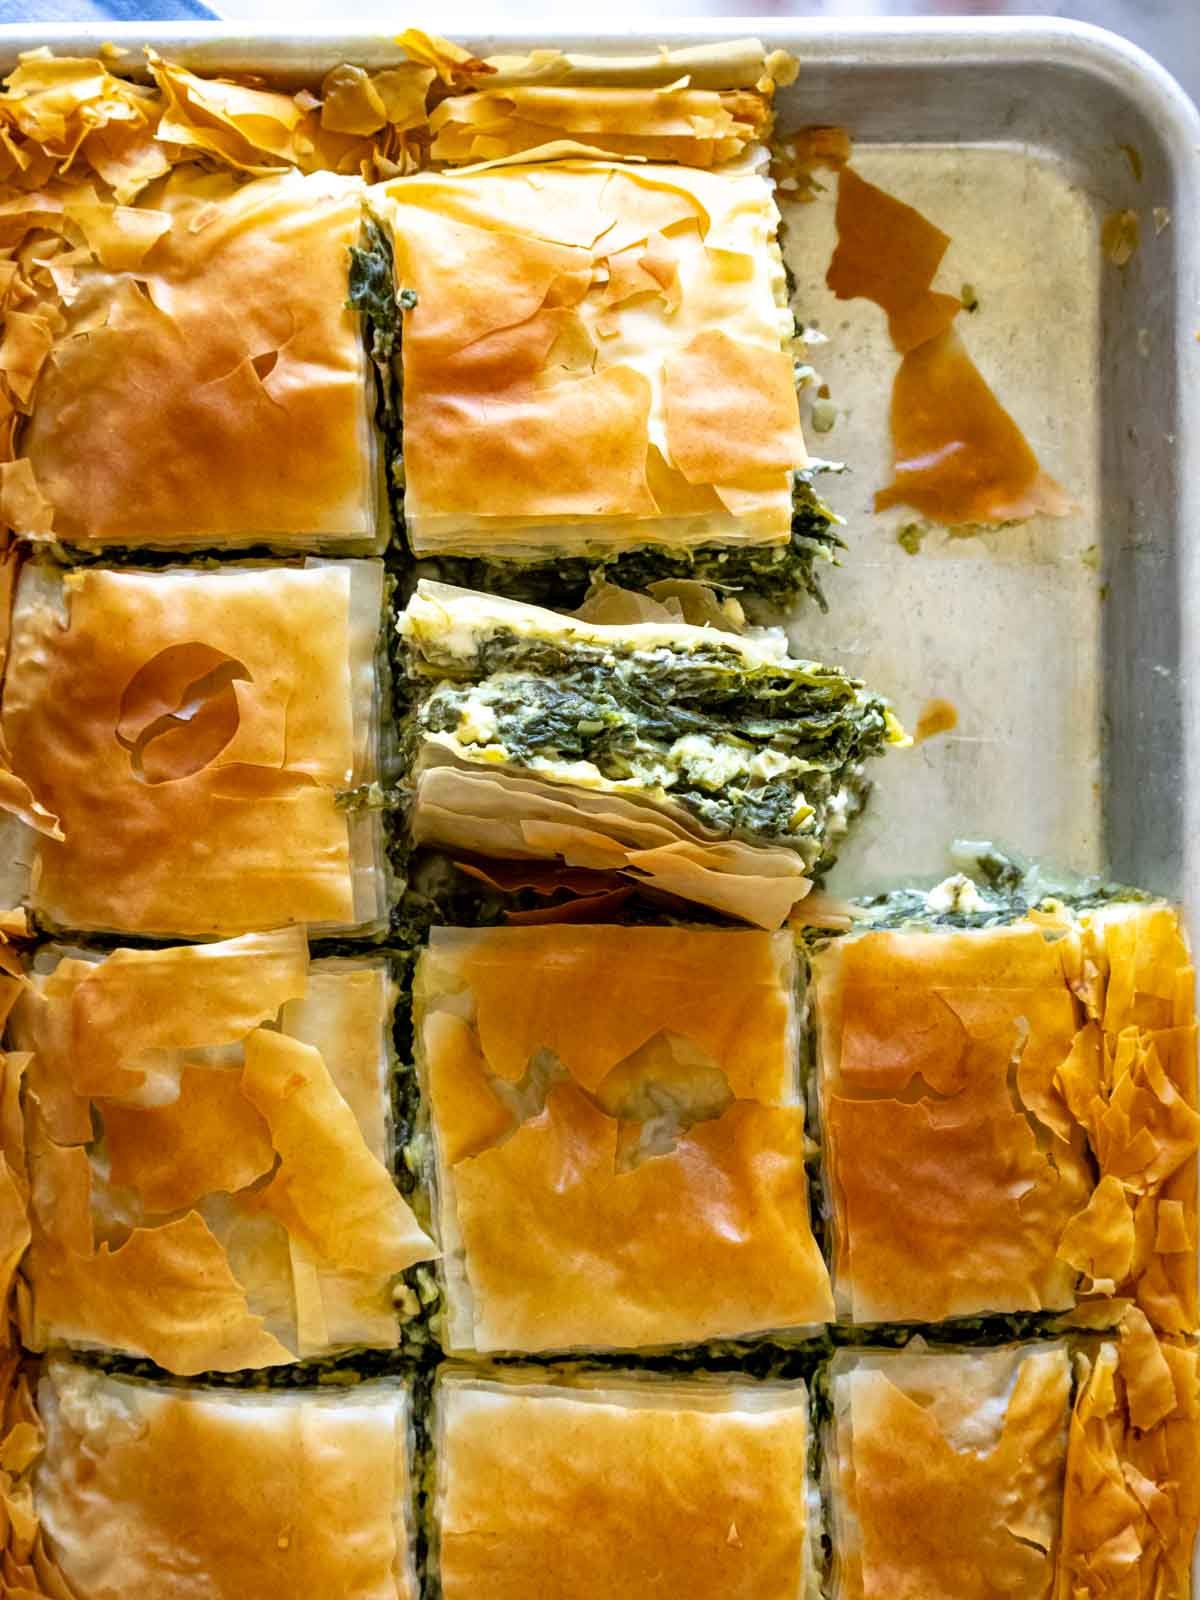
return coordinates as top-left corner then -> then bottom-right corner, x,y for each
432,1367 -> 819,1600
427,36 -> 792,168
414,923 -> 832,1353
6,929 -> 435,1372
399,582 -> 902,929
1057,1310 -> 1200,1600
9,172 -> 384,552
812,902 -> 1199,1329
827,1342 -> 1072,1600
30,1359 -> 419,1600
373,154 -> 809,564
2,559 -> 388,937
428,84 -> 773,166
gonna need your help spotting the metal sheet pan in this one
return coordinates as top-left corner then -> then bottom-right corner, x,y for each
0,17 -> 1195,910
0,15 -> 1197,1585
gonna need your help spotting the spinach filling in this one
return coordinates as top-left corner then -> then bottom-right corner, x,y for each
405,631 -> 896,870
423,476 -> 846,614
832,842 -> 1154,938
348,217 -> 414,547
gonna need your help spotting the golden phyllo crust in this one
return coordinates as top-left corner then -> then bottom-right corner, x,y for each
7,930 -> 434,1373
428,85 -> 773,166
1,560 -> 386,937
376,158 -> 803,557
828,1343 -> 1072,1600
1057,904 -> 1199,1334
11,172 -> 382,551
814,922 -> 1093,1322
1057,1310 -> 1200,1600
813,905 -> 1199,1330
415,924 -> 832,1353
32,1361 -> 418,1600
434,1370 -> 817,1600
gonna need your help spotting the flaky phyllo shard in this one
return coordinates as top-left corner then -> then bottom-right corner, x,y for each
1057,904 -> 1199,1333
0,34 -> 486,198
1,559 -> 388,938
25,1362 -> 419,1600
372,154 -> 806,560
812,901 -> 1199,1330
827,1342 -> 1072,1600
398,582 -> 903,929
1057,1310 -> 1200,1600
4,929 -> 435,1375
434,1369 -> 818,1600
428,85 -> 773,166
1,170 -> 384,551
415,924 -> 833,1353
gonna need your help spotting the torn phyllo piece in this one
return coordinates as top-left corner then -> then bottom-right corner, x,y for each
433,1367 -> 819,1600
398,582 -> 902,929
1058,902 -> 1199,1335
1057,1309 -> 1200,1600
371,154 -> 839,607
8,170 -> 385,552
6,929 -> 434,1374
428,85 -> 773,167
1,559 -> 387,938
812,900 -> 1199,1330
827,1342 -> 1072,1600
413,924 -> 832,1354
30,1360 -> 419,1600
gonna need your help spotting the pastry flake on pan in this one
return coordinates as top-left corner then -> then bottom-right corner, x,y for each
8,930 -> 435,1373
1057,1308 -> 1200,1600
433,1367 -> 818,1600
14,172 -> 384,552
399,581 -> 902,930
414,923 -> 832,1353
33,1359 -> 418,1600
374,157 -> 803,558
827,1341 -> 1071,1600
1,559 -> 387,938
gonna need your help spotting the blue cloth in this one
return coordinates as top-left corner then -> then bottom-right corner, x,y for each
0,0 -> 216,19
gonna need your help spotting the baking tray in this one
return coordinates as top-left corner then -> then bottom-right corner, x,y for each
0,15 -> 1196,1587
0,17 -> 1196,916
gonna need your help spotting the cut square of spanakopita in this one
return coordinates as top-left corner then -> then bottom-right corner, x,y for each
32,1359 -> 418,1600
370,156 -> 839,605
826,1341 -> 1071,1600
413,923 -> 833,1354
812,900 -> 1199,1331
433,1367 -> 820,1600
398,581 -> 903,930
1,559 -> 387,938
10,170 -> 385,553
7,928 -> 435,1374
812,918 -> 1094,1325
